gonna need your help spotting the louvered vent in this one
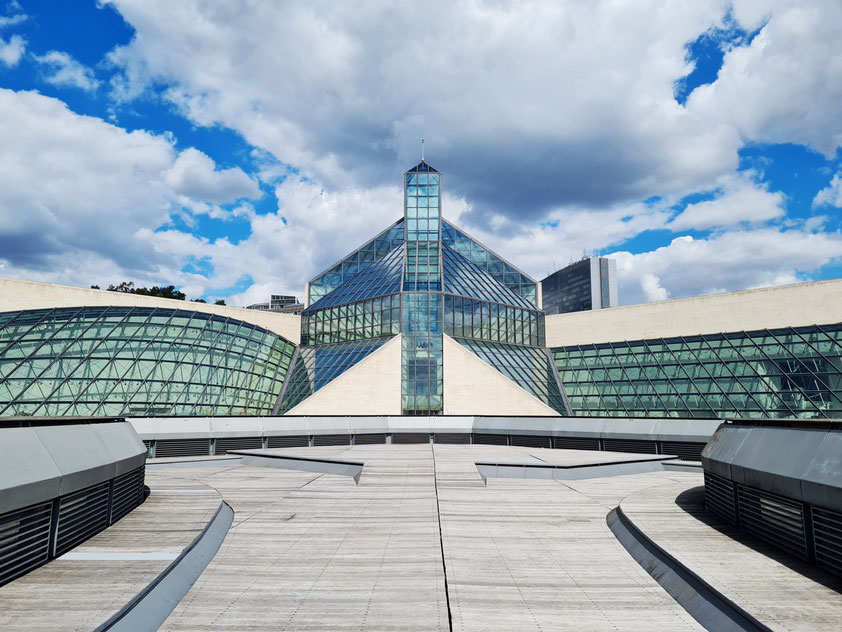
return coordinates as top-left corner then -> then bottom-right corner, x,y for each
353,433 -> 386,445
737,485 -> 808,561
54,482 -> 110,557
433,433 -> 471,444
704,472 -> 737,524
0,501 -> 52,587
267,435 -> 309,448
510,434 -> 551,448
313,434 -> 351,446
661,441 -> 706,461
812,506 -> 842,578
154,438 -> 211,458
215,436 -> 263,454
391,433 -> 430,444
110,467 -> 145,525
552,436 -> 600,451
472,433 -> 508,445
142,440 -> 153,458
602,439 -> 658,454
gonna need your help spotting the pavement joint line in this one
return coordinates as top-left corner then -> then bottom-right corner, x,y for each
58,552 -> 181,561
431,444 -> 454,632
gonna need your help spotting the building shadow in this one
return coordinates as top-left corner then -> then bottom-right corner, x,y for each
674,485 -> 842,594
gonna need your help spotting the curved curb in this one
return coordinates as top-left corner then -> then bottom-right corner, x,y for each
607,506 -> 771,632
95,500 -> 234,632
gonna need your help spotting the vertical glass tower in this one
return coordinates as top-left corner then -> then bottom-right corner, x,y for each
402,161 -> 443,414
282,157 -> 566,415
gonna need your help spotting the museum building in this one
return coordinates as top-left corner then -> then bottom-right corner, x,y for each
0,160 -> 840,421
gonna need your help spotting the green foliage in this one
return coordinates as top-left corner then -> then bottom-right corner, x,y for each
214,299 -> 226,305
106,281 -> 186,301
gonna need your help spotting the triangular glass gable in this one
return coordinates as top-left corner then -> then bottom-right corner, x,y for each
305,245 -> 404,311
406,161 -> 440,173
442,220 -> 537,306
278,337 -> 391,412
308,219 -> 405,304
454,337 -> 567,413
441,244 -> 536,310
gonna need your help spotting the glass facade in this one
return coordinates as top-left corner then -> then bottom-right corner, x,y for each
552,325 -> 842,419
456,338 -> 567,412
0,306 -> 295,417
307,220 -> 405,305
278,337 -> 390,411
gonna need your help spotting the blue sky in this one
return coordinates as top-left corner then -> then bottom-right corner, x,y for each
0,1 -> 840,306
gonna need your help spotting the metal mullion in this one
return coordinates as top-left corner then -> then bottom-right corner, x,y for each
557,347 -> 594,415
273,345 -> 301,415
544,347 -> 572,415
203,320 -> 251,413
779,328 -> 842,407
167,316 -> 231,414
79,308 -> 185,415
124,311 -> 214,413
589,345 -> 633,416
657,339 -> 717,417
239,329 -> 276,414
0,307 -> 87,415
677,336 -> 738,415
702,333 -> 782,416
605,342 -> 652,416
0,307 -> 84,383
26,307 -> 138,416
639,339 -> 695,417
745,330 -> 828,417
0,308 -> 58,358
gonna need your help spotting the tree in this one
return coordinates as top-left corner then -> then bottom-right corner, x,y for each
106,282 -> 186,301
192,298 -> 207,303
214,299 -> 226,306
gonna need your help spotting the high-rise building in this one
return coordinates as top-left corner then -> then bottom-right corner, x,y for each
247,294 -> 304,314
540,257 -> 618,314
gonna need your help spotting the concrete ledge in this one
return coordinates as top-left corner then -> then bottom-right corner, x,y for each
476,456 -> 677,481
232,450 -> 364,483
0,421 -> 146,514
607,505 -> 769,632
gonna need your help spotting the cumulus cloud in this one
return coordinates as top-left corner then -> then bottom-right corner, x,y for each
163,148 -> 260,204
610,229 -> 842,305
0,33 -> 23,66
104,0 -> 741,223
687,0 -> 842,156
668,171 -> 785,231
0,88 -> 262,293
813,172 -> 842,208
33,50 -> 100,92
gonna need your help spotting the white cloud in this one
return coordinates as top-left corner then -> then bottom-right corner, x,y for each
163,148 -> 260,204
33,50 -> 100,92
610,229 -> 842,305
687,1 -> 842,156
668,171 -> 785,231
813,173 -> 842,208
104,0 -> 741,220
0,32 -> 23,66
0,13 -> 25,29
0,88 -> 265,295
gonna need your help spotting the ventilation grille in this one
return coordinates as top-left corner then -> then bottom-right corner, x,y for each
661,441 -> 706,461
313,434 -> 351,446
55,481 -> 111,557
737,485 -> 808,561
353,433 -> 386,445
142,440 -> 153,458
510,434 -> 551,448
704,472 -> 737,524
391,433 -> 430,444
0,501 -> 52,587
110,467 -> 145,525
602,439 -> 658,454
267,435 -> 309,448
154,438 -> 211,458
433,433 -> 471,444
215,436 -> 263,454
812,506 -> 842,578
472,433 -> 508,445
552,436 -> 600,451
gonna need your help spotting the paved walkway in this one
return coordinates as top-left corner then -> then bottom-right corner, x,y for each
0,476 -> 221,631
4,444 -> 840,630
620,479 -> 842,632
